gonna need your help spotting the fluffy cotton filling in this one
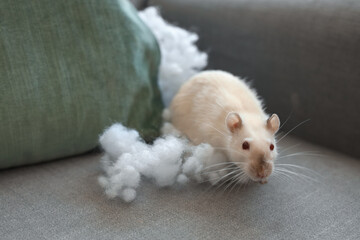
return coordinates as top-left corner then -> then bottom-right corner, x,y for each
99,123 -> 218,202
138,7 -> 208,107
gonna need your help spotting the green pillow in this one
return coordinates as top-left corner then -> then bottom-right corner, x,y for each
0,0 -> 163,169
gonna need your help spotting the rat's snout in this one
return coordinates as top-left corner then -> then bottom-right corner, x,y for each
256,164 -> 272,179
257,165 -> 266,178
249,160 -> 273,181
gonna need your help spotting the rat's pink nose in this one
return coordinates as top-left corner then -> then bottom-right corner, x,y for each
257,165 -> 266,178
257,172 -> 265,179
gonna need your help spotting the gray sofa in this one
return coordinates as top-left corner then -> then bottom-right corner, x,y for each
149,0 -> 360,159
1,0 -> 359,239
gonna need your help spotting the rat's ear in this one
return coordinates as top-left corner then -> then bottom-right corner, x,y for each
267,114 -> 280,134
226,112 -> 242,133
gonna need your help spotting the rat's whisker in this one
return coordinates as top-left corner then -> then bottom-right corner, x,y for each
202,161 -> 244,170
278,151 -> 324,159
277,119 -> 311,143
214,170 -> 241,187
276,167 -> 318,182
199,168 -> 239,184
222,178 -> 237,194
274,170 -> 298,182
279,150 -> 323,156
278,144 -> 302,154
278,110 -> 293,131
201,166 -> 239,175
234,174 -> 250,193
202,162 -> 235,170
231,172 -> 248,190
222,171 -> 246,193
217,174 -> 238,192
275,163 -> 322,177
200,168 -> 242,194
212,169 -> 243,191
273,170 -> 295,182
277,174 -> 289,183
270,173 -> 285,183
228,174 -> 244,194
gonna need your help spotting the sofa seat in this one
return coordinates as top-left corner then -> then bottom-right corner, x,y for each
1,136 -> 359,239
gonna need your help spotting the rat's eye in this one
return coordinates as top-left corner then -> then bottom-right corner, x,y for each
270,144 -> 274,151
242,141 -> 250,150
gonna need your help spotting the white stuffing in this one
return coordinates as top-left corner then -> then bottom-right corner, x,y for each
98,7 -> 213,202
176,174 -> 189,185
138,7 -> 208,106
99,123 -> 219,202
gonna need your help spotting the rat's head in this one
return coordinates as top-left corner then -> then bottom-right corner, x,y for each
225,112 -> 280,182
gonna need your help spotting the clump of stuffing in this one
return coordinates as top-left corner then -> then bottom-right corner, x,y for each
99,123 -> 220,202
138,7 -> 208,106
98,7 -> 212,202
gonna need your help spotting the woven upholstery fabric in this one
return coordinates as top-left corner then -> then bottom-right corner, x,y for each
0,137 -> 359,239
0,0 -> 162,169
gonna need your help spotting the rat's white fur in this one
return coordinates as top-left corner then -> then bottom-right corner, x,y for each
170,70 -> 280,182
138,7 -> 207,106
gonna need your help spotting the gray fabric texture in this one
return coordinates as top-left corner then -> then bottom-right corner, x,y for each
1,137 -> 359,240
150,0 -> 360,158
130,0 -> 147,9
0,0 -> 163,169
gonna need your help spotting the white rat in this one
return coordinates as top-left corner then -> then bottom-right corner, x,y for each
170,70 -> 280,184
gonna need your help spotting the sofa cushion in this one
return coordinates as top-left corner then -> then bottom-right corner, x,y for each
0,0 -> 163,169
